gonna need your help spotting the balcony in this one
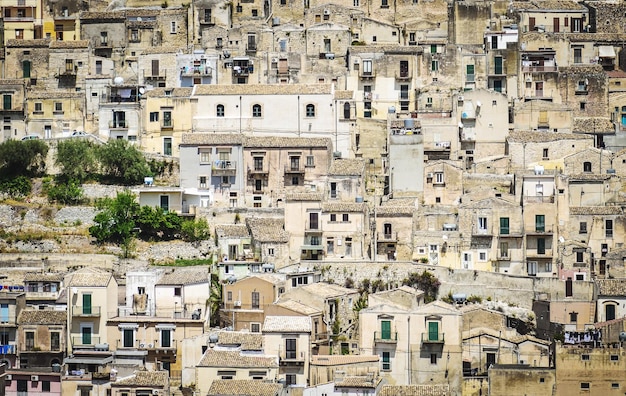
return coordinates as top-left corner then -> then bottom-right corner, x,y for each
246,43 -> 257,54
284,164 -> 305,174
422,332 -> 445,343
0,344 -> 16,354
472,227 -> 492,237
398,93 -> 410,101
497,251 -> 510,260
396,71 -> 411,81
374,331 -> 398,344
247,166 -> 269,176
364,92 -> 373,101
211,160 -> 237,175
526,248 -> 553,258
524,196 -> 554,203
305,221 -> 322,233
466,74 -> 475,83
233,65 -> 251,77
58,66 -> 77,77
522,65 -> 557,73
377,232 -> 398,242
72,305 -> 101,317
71,335 -> 101,347
180,65 -> 212,77
526,226 -> 553,235
360,70 -> 375,79
109,120 -> 128,130
280,350 -> 306,365
199,17 -> 215,25
161,121 -> 173,130
25,291 -> 60,300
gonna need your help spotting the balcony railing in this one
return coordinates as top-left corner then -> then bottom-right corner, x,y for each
422,332 -> 445,343
279,350 -> 305,363
71,335 -> 101,347
522,65 -> 557,72
180,66 -> 212,77
247,166 -> 269,175
305,221 -> 322,232
364,92 -> 373,101
0,344 -> 16,354
284,164 -> 305,173
396,72 -> 411,80
109,120 -> 128,129
524,196 -> 554,203
360,70 -> 375,79
72,305 -> 101,317
211,160 -> 236,174
377,232 -> 398,242
374,331 -> 398,343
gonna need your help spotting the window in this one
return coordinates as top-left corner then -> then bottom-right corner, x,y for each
535,215 -> 545,232
170,21 -> 177,34
306,104 -> 315,117
286,374 -> 296,385
50,332 -> 60,350
527,261 -> 537,276
478,217 -> 487,231
611,355 -> 619,361
566,277 -> 573,297
579,222 -> 587,234
327,238 -> 334,254
362,60 -> 373,76
428,321 -> 439,341
537,238 -> 546,254
382,351 -> 391,370
434,172 -> 444,184
381,0 -> 388,7
25,331 -> 35,350
227,291 -> 232,301
22,60 -> 31,78
285,338 -> 297,359
431,60 -> 439,72
576,251 -> 584,263
500,241 -> 509,258
252,104 -> 262,117
251,323 -> 260,333
380,320 -> 391,339
251,291 -> 260,309
580,102 -> 586,111
3,95 -> 11,110
479,251 -> 487,261
606,219 -> 613,238
612,383 -> 619,389
204,8 -> 212,22
150,112 -> 159,122
581,354 -> 589,361
500,218 -> 509,235
174,287 -> 181,296
54,102 -> 63,112
583,161 -> 591,172
163,111 -> 172,127
216,104 -> 224,117
306,155 -> 315,167
42,381 -> 50,392
163,137 -> 172,156
430,353 -> 437,364
342,213 -> 349,222
123,328 -> 134,347
580,382 -> 590,390
161,329 -> 171,347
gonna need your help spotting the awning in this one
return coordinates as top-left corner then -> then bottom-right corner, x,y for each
233,56 -> 249,61
118,323 -> 138,330
155,324 -> 176,330
64,356 -> 113,365
599,46 -> 616,58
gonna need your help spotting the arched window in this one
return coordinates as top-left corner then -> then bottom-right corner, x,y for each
583,161 -> 592,173
252,104 -> 262,118
216,104 -> 224,117
344,102 -> 351,119
306,104 -> 315,117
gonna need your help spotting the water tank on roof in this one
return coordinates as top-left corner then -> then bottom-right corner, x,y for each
620,332 -> 626,342
388,106 -> 396,114
452,293 -> 467,304
404,119 -> 415,129
355,197 -> 364,203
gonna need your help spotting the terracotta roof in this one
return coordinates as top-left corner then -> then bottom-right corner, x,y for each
273,299 -> 321,315
379,384 -> 451,396
329,159 -> 365,176
376,205 -> 415,216
198,350 -> 278,368
156,268 -> 209,286
262,315 -> 311,333
49,40 -> 89,49
141,46 -> 180,55
0,79 -> 28,86
245,136 -> 331,148
285,192 -> 324,201
194,84 -> 333,96
348,45 -> 424,55
144,88 -> 193,98
335,90 -> 354,100
300,282 -> 357,298
113,371 -> 169,387
607,70 -> 626,78
311,355 -> 380,366
322,202 -> 367,213
28,91 -> 83,100
463,327 -> 551,345
68,268 -> 111,287
507,130 -> 593,143
17,310 -> 66,325
6,39 -> 50,48
572,117 -> 615,134
24,273 -> 64,282
79,11 -> 126,21
215,224 -> 250,238
336,375 -> 382,388
181,133 -> 245,146
216,331 -> 263,350
511,0 -> 588,11
207,380 -> 282,396
596,279 -> 626,296
568,174 -> 611,181
246,218 -> 289,243
569,206 -> 622,215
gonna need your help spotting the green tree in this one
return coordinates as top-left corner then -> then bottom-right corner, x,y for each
0,139 -> 48,177
135,205 -> 182,241
55,139 -> 97,182
97,139 -> 151,185
45,179 -> 84,205
0,176 -> 32,198
180,218 -> 210,242
402,270 -> 441,303
89,191 -> 140,257
206,274 -> 222,327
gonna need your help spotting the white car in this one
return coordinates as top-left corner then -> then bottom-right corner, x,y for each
71,130 -> 87,136
21,135 -> 41,141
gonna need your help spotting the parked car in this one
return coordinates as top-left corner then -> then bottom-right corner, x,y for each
71,130 -> 87,136
21,135 -> 41,141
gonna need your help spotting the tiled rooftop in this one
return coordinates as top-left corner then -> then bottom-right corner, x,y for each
193,83 -> 333,96
24,272 -> 64,282
246,218 -> 289,243
376,205 -> 415,216
216,330 -> 263,350
274,299 -> 320,315
156,268 -> 209,286
572,117 -> 615,134
28,91 -> 84,100
113,370 -> 169,387
311,355 -> 380,366
215,224 -> 250,238
6,39 -> 50,48
68,268 -> 111,287
507,131 -> 593,143
198,349 -> 278,368
336,375 -> 382,388
207,380 -> 282,396
348,45 -> 424,54
145,88 -> 193,98
596,279 -> 626,296
322,202 -> 367,213
329,158 -> 365,176
180,133 -> 331,149
569,206 -> 622,215
379,384 -> 450,396
511,0 -> 588,11
299,282 -> 357,298
285,192 -> 324,201
335,90 -> 354,100
262,315 -> 311,333
50,40 -> 89,49
17,310 -> 66,325
181,133 -> 245,146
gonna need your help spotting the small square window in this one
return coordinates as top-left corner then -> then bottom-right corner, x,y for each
342,213 -> 349,222
330,214 -> 336,222
580,382 -> 590,390
539,378 -> 545,383
581,354 -> 589,361
612,383 -> 619,389
580,102 -> 586,110
174,287 -> 181,296
611,355 -> 619,361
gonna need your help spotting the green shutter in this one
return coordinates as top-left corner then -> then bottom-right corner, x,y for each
22,61 -> 31,78
82,294 -> 92,315
3,95 -> 11,110
536,215 -> 545,232
381,321 -> 391,339
537,238 -> 546,254
500,218 -> 509,235
494,57 -> 503,74
428,322 -> 439,341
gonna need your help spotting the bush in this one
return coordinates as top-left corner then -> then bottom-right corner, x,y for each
0,176 -> 32,198
46,179 -> 84,205
467,295 -> 483,304
180,218 -> 210,242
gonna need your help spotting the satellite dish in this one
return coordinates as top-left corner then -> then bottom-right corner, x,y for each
559,236 -> 565,243
113,76 -> 124,85
136,16 -> 142,21
139,87 -> 145,94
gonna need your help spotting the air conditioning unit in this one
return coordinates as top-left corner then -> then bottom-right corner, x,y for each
31,375 -> 39,382
234,300 -> 242,307
148,343 -> 154,348
325,53 -> 335,60
272,58 -> 278,63
458,95 -> 464,102
5,375 -> 12,381
526,76 -> 532,82
153,390 -> 159,395
427,173 -> 434,178
324,9 -> 330,15
139,343 -> 145,348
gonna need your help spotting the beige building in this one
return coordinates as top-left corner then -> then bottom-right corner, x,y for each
262,316 -> 311,388
16,309 -> 66,368
488,365 -> 556,396
153,267 -> 210,320
110,370 -> 169,396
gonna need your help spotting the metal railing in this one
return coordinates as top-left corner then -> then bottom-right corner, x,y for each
374,331 -> 398,342
421,332 -> 445,343
71,335 -> 101,347
72,305 -> 101,316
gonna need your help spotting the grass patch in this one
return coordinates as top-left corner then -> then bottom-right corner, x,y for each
154,258 -> 213,267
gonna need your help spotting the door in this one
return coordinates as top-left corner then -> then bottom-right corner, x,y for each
381,320 -> 391,339
529,17 -> 535,31
537,238 -> 546,254
151,59 -> 159,77
81,326 -> 91,345
163,137 -> 172,156
428,322 -> 439,341
22,60 -> 31,78
486,352 -> 496,370
123,329 -> 134,348
500,218 -> 509,235
494,57 -> 503,75
160,195 -> 169,211
606,304 -> 616,321
82,294 -> 92,315
3,95 -> 11,110
553,17 -> 559,33
535,81 -> 543,97
399,60 -> 408,78
44,125 -> 51,139
493,80 -> 502,92
309,212 -> 319,230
